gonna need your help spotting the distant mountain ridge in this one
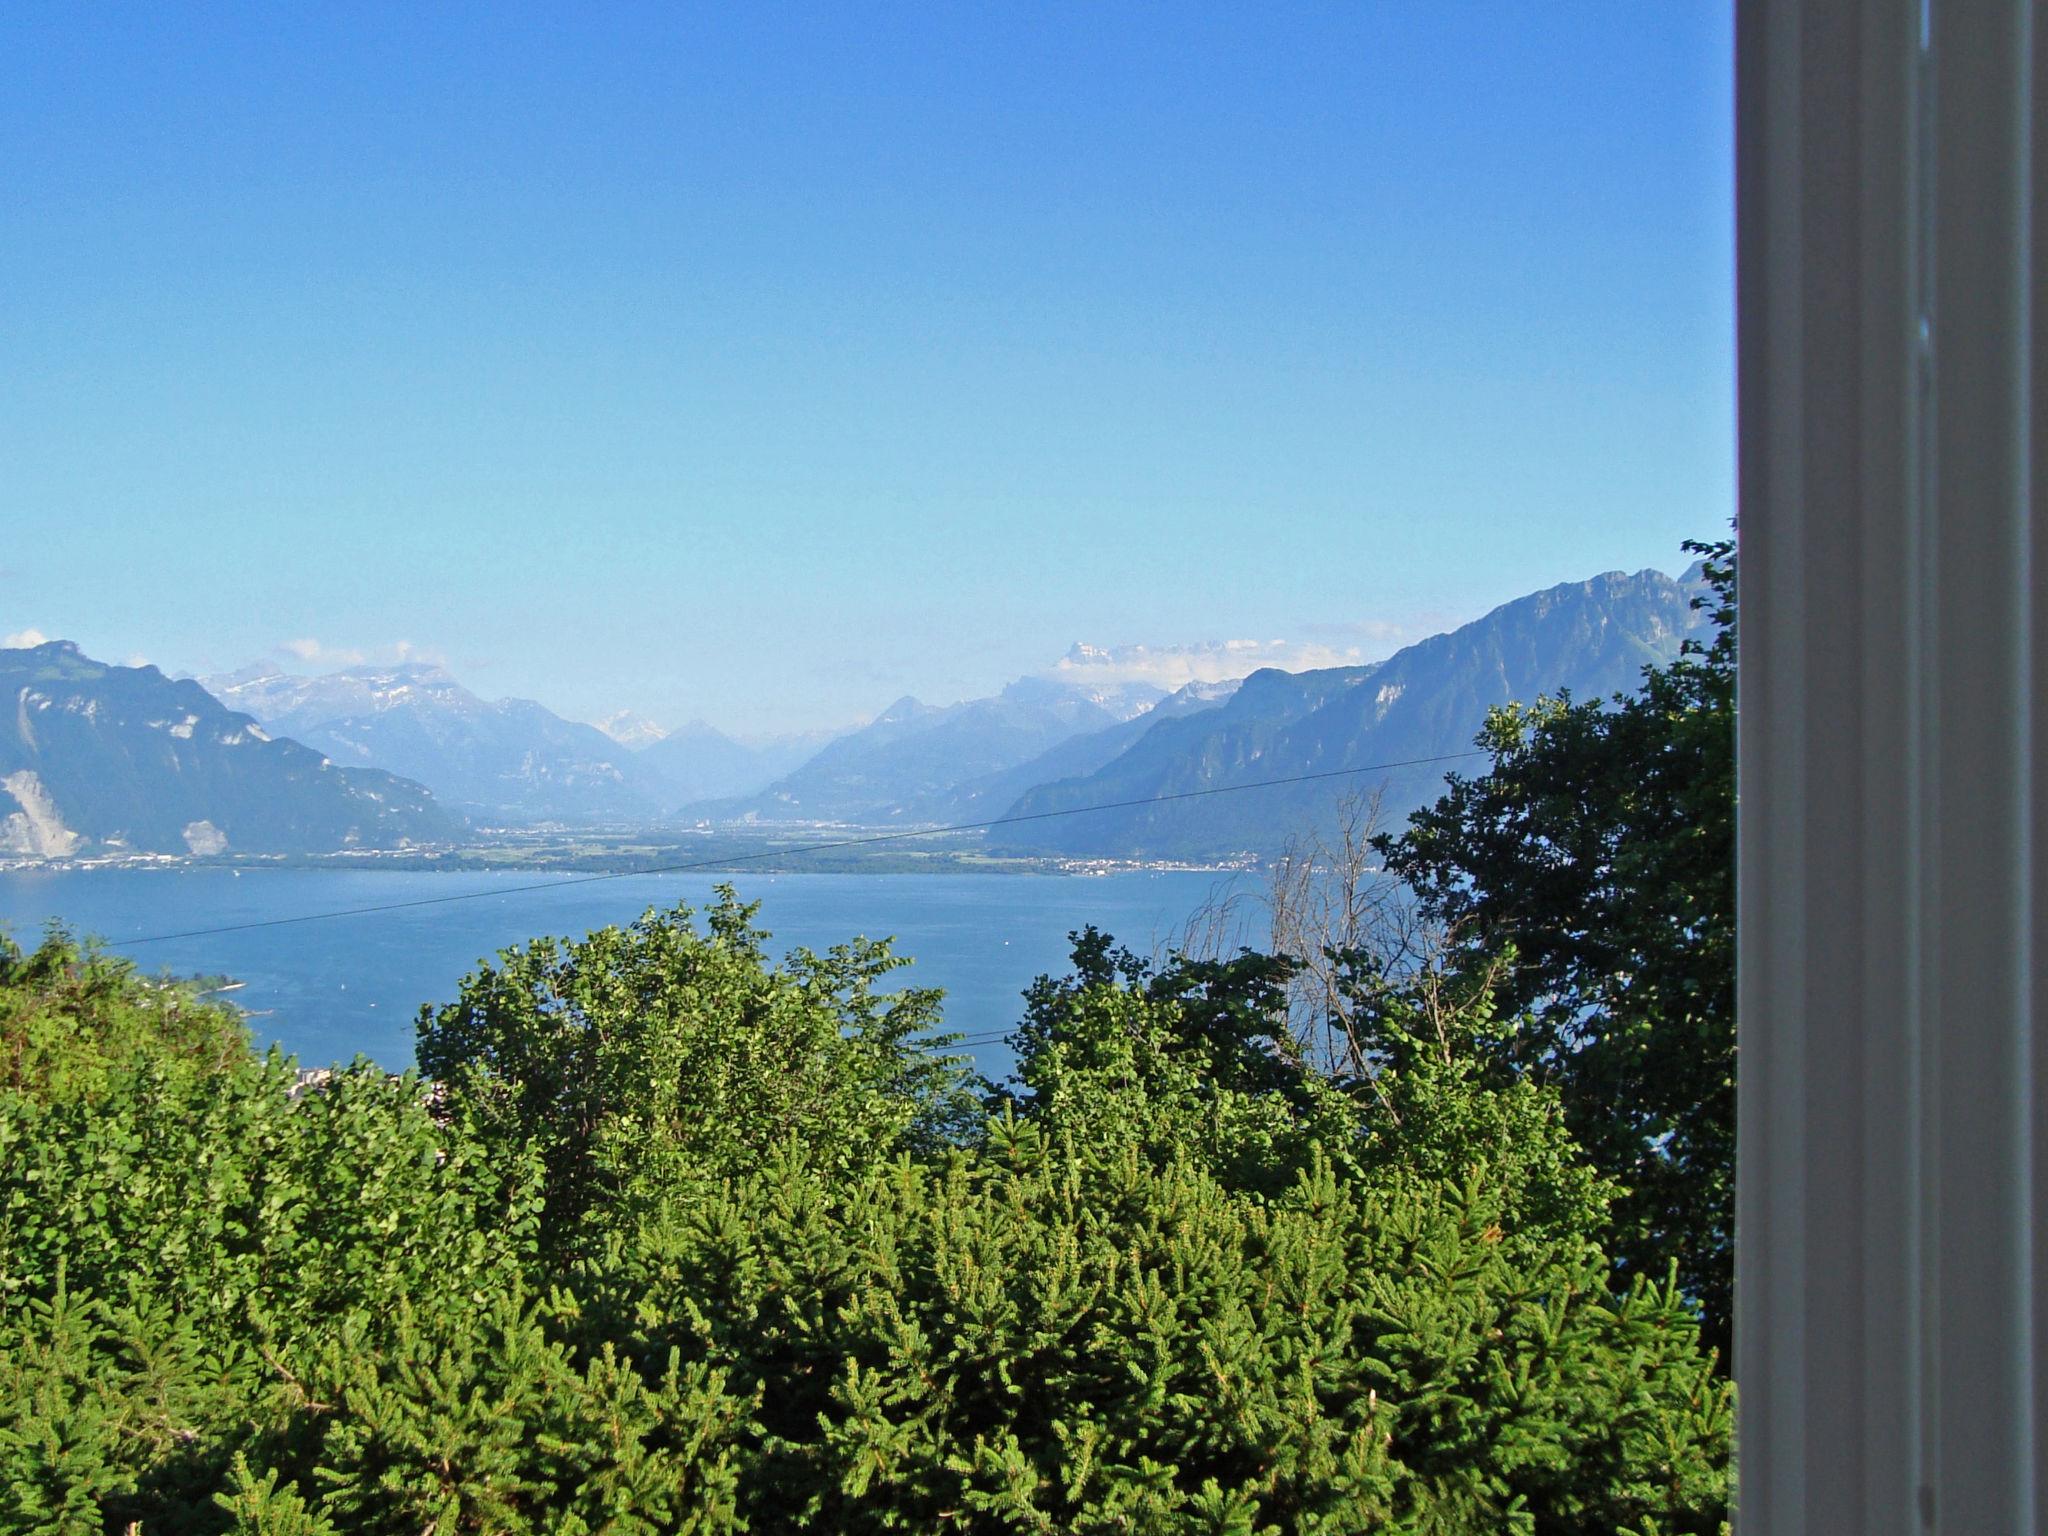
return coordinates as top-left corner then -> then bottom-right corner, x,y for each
592,711 -> 669,749
1043,639 -> 1367,692
692,675 -> 1176,826
986,568 -> 1711,859
896,678 -> 1242,827
17,562 -> 1710,857
2,642 -> 454,857
631,720 -> 841,808
206,662 -> 662,822
673,570 -> 1701,839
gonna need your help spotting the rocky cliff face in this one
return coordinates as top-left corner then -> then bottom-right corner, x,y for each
1,642 -> 457,857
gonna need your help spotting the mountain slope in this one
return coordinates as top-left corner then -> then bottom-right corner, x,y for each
1,642 -> 455,857
593,711 -> 669,749
207,663 -> 659,822
898,679 -> 1242,827
698,679 -> 1153,825
631,720 -> 809,808
988,568 -> 1709,859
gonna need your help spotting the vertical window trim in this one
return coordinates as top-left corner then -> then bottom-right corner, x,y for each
1736,1 -> 2038,1531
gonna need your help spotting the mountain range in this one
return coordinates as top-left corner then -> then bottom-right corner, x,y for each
3,563 -> 1711,862
634,721 -> 846,808
203,663 -> 663,823
688,675 -> 1181,826
202,665 -> 850,822
1,642 -> 453,857
894,678 -> 1242,828
986,566 -> 1711,859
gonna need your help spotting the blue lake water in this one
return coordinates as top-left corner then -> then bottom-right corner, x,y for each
0,868 -> 1245,1079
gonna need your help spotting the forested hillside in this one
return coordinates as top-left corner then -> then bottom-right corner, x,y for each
0,918 -> 1729,1535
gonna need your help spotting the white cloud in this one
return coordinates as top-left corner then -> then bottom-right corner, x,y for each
1041,638 -> 1371,689
2,627 -> 49,649
276,638 -> 443,671
1301,618 -> 1411,645
282,637 -> 366,666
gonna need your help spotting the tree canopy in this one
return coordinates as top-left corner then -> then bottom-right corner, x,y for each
0,895 -> 1731,1533
0,544 -> 1739,1531
1379,538 -> 1736,1347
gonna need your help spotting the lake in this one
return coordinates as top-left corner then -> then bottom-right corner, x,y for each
0,867 -> 1248,1079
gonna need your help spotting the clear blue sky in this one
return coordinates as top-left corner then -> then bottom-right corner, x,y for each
2,3 -> 1733,735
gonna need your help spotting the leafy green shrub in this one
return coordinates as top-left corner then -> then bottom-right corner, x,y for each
215,1455 -> 339,1536
0,927 -> 247,1105
574,1126 -> 1726,1534
311,1289 -> 748,1535
0,890 -> 1731,1532
418,889 -> 981,1256
0,1051 -> 534,1349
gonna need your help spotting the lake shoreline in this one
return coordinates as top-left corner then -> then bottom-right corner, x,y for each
0,846 -> 1256,878
0,867 -> 1249,1073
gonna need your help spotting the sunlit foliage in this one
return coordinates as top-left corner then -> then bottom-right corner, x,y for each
0,891 -> 1730,1533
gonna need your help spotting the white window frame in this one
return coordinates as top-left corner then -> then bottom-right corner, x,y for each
1735,0 -> 2040,1529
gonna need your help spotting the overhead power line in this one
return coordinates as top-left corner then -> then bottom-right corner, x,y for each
103,751 -> 1486,950
937,1031 -> 1014,1049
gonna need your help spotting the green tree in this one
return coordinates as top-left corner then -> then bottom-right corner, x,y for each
417,887 -> 981,1256
1378,539 -> 1736,1347
1001,932 -> 1357,1195
1,888 -> 1731,1532
0,926 -> 248,1105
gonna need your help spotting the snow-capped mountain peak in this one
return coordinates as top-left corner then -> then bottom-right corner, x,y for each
593,710 -> 670,748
